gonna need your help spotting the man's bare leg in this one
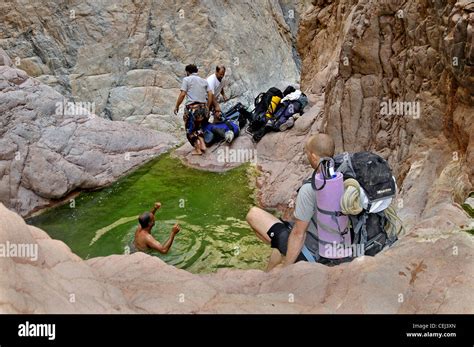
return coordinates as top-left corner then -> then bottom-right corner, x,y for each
266,249 -> 283,272
198,136 -> 207,151
192,143 -> 203,155
246,207 -> 281,244
246,207 -> 287,270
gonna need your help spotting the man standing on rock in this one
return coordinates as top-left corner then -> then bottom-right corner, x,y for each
174,64 -> 213,155
246,133 -> 335,271
207,65 -> 228,121
133,202 -> 181,254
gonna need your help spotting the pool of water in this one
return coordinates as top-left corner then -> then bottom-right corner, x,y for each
27,154 -> 271,273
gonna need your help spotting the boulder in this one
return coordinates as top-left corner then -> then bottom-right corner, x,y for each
0,49 -> 178,216
1,203 -> 473,313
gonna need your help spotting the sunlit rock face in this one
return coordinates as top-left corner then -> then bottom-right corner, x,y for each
1,203 -> 473,314
0,0 -> 307,134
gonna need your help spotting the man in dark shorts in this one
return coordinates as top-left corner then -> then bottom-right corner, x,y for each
174,64 -> 213,155
246,133 -> 336,271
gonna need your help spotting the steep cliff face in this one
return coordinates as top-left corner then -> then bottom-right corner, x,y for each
294,0 -> 473,226
0,0 -> 306,134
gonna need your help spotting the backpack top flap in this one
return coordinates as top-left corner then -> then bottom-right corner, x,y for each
267,87 -> 283,98
335,152 -> 395,201
350,152 -> 395,201
223,102 -> 243,116
224,103 -> 252,128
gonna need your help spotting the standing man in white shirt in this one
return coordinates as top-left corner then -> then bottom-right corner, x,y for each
207,65 -> 228,122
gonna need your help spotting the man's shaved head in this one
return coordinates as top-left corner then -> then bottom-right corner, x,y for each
305,133 -> 335,158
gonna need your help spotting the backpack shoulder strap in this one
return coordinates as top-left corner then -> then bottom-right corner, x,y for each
295,178 -> 321,263
301,245 -> 317,263
334,152 -> 354,177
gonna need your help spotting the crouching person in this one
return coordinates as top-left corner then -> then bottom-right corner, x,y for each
174,64 -> 213,155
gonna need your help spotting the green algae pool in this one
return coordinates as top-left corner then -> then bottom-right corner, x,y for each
27,154 -> 271,273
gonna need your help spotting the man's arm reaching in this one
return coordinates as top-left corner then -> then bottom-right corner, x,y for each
207,91 -> 216,112
221,88 -> 227,102
145,223 -> 181,254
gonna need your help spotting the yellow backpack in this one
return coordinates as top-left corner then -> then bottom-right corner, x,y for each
265,95 -> 281,119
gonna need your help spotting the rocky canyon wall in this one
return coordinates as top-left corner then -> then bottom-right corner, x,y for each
0,0 -> 307,134
297,0 -> 473,226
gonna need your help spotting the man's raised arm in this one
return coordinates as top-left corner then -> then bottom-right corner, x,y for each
150,202 -> 161,215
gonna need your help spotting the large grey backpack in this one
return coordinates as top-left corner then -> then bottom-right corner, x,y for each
334,152 -> 397,256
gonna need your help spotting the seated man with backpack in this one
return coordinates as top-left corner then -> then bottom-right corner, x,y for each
246,133 -> 402,270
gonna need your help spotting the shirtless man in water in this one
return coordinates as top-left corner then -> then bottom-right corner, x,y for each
133,202 -> 181,253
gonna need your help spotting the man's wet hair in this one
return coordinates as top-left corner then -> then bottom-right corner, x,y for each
185,64 -> 198,74
216,65 -> 226,73
306,133 -> 335,158
138,212 -> 152,228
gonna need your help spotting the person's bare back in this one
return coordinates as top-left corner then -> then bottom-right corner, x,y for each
134,227 -> 153,252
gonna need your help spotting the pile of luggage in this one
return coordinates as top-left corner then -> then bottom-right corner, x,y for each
202,102 -> 251,145
247,86 -> 308,142
202,85 -> 308,145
